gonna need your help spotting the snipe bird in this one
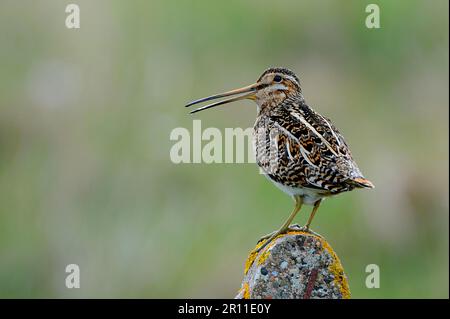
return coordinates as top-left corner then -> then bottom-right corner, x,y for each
186,67 -> 374,252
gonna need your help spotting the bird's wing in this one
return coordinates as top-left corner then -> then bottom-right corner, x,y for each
256,100 -> 363,192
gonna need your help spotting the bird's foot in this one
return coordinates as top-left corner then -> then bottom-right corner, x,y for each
297,225 -> 323,238
257,224 -> 302,243
255,224 -> 304,253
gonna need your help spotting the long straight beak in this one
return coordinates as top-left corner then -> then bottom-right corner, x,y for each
185,82 -> 259,114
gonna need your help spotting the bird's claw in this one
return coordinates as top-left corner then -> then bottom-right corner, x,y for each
255,224 -> 323,254
297,226 -> 323,238
256,224 -> 302,244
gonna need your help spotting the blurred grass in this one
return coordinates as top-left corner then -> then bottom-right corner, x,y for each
0,0 -> 448,298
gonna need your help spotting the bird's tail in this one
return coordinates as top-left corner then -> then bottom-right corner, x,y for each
348,177 -> 375,189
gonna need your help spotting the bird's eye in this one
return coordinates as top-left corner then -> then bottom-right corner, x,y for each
273,75 -> 282,82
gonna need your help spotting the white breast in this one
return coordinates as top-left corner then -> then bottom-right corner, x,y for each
264,175 -> 328,205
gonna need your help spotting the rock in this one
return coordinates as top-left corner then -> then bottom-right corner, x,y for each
235,229 -> 350,299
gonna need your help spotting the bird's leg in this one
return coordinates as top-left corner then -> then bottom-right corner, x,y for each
257,196 -> 303,241
305,199 -> 322,230
299,199 -> 323,237
256,196 -> 303,253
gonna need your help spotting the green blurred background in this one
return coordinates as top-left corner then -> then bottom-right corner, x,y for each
0,0 -> 448,298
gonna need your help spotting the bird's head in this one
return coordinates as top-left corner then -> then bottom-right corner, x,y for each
186,67 -> 302,114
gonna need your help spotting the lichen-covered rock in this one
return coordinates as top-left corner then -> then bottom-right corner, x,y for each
235,228 -> 350,299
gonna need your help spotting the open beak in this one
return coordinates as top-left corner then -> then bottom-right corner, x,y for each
185,82 -> 259,114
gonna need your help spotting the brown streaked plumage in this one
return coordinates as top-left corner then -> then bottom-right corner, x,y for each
186,67 -> 374,252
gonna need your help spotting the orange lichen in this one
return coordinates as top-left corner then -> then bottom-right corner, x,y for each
242,283 -> 251,299
244,243 -> 262,274
257,248 -> 271,266
320,239 -> 351,299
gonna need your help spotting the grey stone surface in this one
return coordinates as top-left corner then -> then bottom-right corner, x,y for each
236,228 -> 350,299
